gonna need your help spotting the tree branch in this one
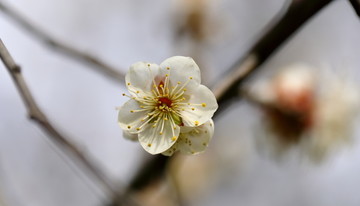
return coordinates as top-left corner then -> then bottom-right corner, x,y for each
349,0 -> 360,17
212,0 -> 333,114
113,0 -> 333,205
0,39 -> 119,200
0,1 -> 125,83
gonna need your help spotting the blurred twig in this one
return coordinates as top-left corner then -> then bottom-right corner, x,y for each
0,39 -> 119,200
349,0 -> 360,17
113,0 -> 333,205
0,1 -> 125,83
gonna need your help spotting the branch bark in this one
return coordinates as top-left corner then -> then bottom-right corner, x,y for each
0,1 -> 125,83
0,39 -> 118,200
212,0 -> 333,114
114,0 -> 333,205
349,0 -> 360,17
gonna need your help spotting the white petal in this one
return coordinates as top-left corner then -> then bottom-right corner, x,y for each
138,117 -> 180,154
164,119 -> 214,155
126,62 -> 160,96
181,85 -> 218,127
159,56 -> 201,92
122,131 -> 138,141
118,99 -> 150,133
161,143 -> 178,156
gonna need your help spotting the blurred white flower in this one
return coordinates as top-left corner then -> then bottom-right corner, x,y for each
250,64 -> 359,161
118,56 -> 218,155
307,69 -> 360,161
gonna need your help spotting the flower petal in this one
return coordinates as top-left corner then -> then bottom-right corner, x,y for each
123,131 -> 138,141
181,85 -> 218,127
138,116 -> 180,154
126,62 -> 160,96
118,99 -> 150,134
162,119 -> 214,155
161,143 -> 178,156
159,56 -> 201,92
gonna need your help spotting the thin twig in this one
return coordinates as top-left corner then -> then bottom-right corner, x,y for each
349,0 -> 360,17
0,39 -> 118,199
0,1 -> 125,83
113,0 -> 334,205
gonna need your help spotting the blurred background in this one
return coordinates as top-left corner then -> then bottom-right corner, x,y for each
1,0 -> 360,205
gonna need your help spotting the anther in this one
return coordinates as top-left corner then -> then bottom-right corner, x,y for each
147,143 -> 152,147
130,110 -> 134,113
195,121 -> 199,126
127,83 -> 131,86
191,108 -> 195,111
159,132 -> 163,135
201,103 -> 206,107
136,91 -> 140,93
136,128 -> 140,131
189,77 -> 193,80
171,136 -> 177,141
166,67 -> 170,70
127,125 -> 131,129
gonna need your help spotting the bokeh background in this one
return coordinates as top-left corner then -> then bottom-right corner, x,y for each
1,0 -> 360,205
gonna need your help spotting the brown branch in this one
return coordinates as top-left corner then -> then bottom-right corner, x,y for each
0,1 -> 125,83
212,0 -> 333,114
112,0 -> 334,205
0,39 -> 119,200
349,0 -> 360,17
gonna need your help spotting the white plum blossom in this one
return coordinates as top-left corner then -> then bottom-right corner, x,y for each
162,119 -> 214,156
118,56 -> 218,155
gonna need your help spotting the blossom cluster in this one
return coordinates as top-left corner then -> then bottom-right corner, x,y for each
118,56 -> 218,155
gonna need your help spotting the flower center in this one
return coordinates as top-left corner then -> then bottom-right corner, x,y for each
158,97 -> 172,107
